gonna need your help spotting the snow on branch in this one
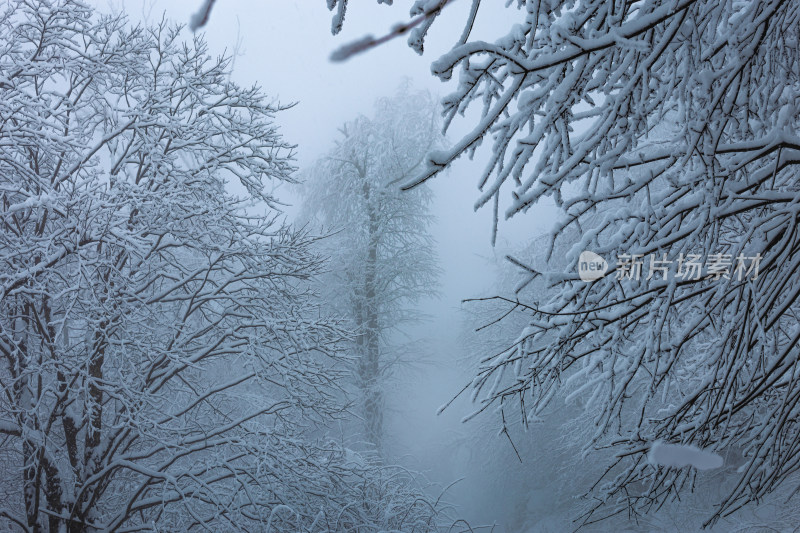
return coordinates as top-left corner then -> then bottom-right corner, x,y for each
324,0 -> 800,526
648,441 -> 724,471
330,0 -> 455,62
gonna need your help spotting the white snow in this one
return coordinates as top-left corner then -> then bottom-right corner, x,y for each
648,441 -> 723,470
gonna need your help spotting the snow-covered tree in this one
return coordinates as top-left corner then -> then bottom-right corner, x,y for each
0,2 -> 452,531
458,234 -> 800,531
326,0 -> 800,526
299,85 -> 443,451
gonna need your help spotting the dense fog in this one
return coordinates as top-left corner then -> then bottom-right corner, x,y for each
2,1 -> 800,531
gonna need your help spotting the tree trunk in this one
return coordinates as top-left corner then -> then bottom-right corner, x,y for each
357,169 -> 383,452
362,212 -> 382,451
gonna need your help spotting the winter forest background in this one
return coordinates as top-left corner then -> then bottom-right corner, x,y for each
2,0 -> 800,531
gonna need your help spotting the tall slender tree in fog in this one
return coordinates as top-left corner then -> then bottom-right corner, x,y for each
0,2 -> 452,531
300,86 -> 443,451
325,0 -> 800,526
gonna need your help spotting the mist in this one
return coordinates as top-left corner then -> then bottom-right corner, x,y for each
3,1 -> 799,531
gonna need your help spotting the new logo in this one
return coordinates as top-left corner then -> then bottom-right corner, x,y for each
578,251 -> 608,282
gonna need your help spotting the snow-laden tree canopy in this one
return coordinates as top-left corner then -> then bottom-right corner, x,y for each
326,0 -> 800,526
0,2 -> 452,531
